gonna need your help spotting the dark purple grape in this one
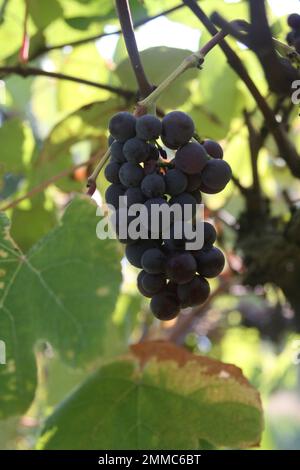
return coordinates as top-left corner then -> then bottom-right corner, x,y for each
186,173 -> 202,192
104,162 -> 121,184
194,246 -> 225,278
136,115 -> 162,141
150,291 -> 180,320
141,272 -> 166,295
110,141 -> 126,163
141,248 -> 166,274
175,142 -> 208,175
169,192 -> 197,220
200,159 -> 232,192
203,222 -> 217,247
105,184 -> 125,209
125,187 -> 145,206
165,252 -> 197,284
286,31 -> 295,46
203,139 -> 223,159
177,275 -> 210,307
123,137 -> 150,163
161,111 -> 195,149
137,271 -> 151,298
144,197 -> 170,234
109,112 -> 136,142
125,240 -> 159,268
119,162 -> 144,187
164,169 -> 188,196
141,174 -> 166,198
288,13 -> 300,29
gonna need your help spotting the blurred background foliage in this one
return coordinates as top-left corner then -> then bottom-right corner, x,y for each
0,0 -> 300,450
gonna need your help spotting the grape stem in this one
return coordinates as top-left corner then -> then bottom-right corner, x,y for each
138,28 -> 229,109
86,147 -> 111,192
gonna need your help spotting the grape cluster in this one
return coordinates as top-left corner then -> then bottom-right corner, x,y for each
105,110 -> 231,321
286,13 -> 300,53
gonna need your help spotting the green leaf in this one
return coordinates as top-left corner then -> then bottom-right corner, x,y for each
28,0 -> 63,30
0,118 -> 35,176
57,44 -> 110,113
10,195 -> 58,252
0,196 -> 123,418
115,47 -> 198,109
38,341 -> 263,450
189,32 -> 244,140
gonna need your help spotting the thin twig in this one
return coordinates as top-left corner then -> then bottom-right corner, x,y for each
1,154 -> 100,211
115,0 -> 152,99
29,4 -> 185,61
0,65 -> 135,98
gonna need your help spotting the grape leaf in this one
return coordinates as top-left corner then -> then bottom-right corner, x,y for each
0,196 -> 123,418
115,47 -> 197,109
38,341 -> 263,450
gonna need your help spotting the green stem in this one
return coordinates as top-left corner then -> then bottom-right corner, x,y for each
138,29 -> 227,109
87,147 -> 111,189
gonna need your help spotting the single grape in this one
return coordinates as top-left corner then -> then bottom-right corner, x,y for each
186,173 -> 202,192
104,161 -> 121,184
105,184 -> 125,209
108,112 -> 136,142
175,142 -> 208,175
125,187 -> 145,206
119,162 -> 144,187
286,31 -> 295,46
194,246 -> 225,278
141,272 -> 166,295
144,197 -> 170,234
200,159 -> 232,192
164,169 -> 188,196
125,240 -> 159,268
110,141 -> 126,163
141,248 -> 166,274
123,137 -> 150,163
177,275 -> 210,307
141,173 -> 166,198
137,271 -> 151,298
170,192 -> 197,220
165,252 -> 197,284
136,114 -> 162,141
150,291 -> 180,320
203,139 -> 223,159
288,13 -> 300,29
203,222 -> 217,247
161,111 -> 195,149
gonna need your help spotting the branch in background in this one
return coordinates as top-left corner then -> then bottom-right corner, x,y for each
29,4 -> 185,61
248,0 -> 298,95
243,110 -> 261,195
0,65 -> 135,99
0,154 -> 100,212
183,0 -> 300,179
115,0 -> 152,99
